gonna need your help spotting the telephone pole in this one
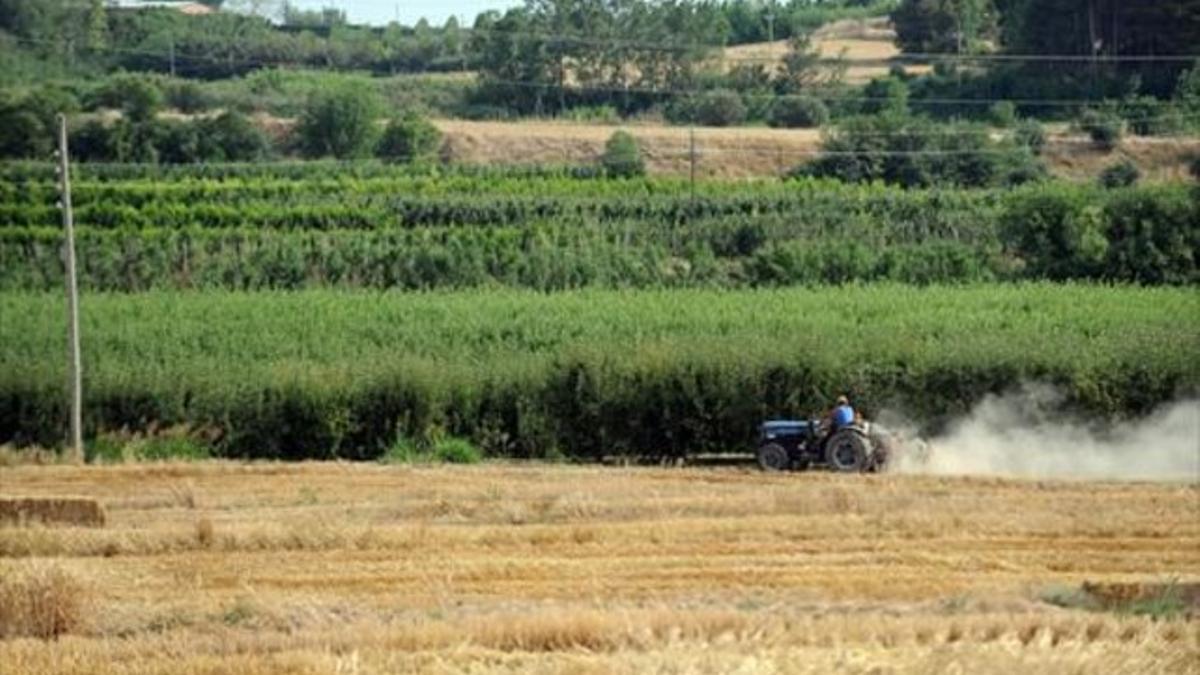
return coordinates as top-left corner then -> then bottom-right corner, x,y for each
56,115 -> 83,464
689,126 -> 697,212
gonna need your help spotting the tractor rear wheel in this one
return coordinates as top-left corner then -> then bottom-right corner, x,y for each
825,430 -> 869,472
756,443 -> 790,471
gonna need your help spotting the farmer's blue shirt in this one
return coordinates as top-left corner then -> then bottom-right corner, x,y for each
833,405 -> 855,427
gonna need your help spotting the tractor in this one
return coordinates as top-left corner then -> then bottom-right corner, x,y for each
755,418 -> 894,472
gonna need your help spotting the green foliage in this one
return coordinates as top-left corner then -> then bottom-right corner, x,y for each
296,85 -> 382,159
433,437 -> 482,464
95,75 -> 163,123
860,77 -> 909,116
0,87 -> 79,159
999,186 -> 1109,280
1120,96 -> 1183,137
988,101 -> 1017,128
1079,109 -> 1123,152
133,436 -> 211,462
66,111 -> 268,164
691,89 -> 748,127
892,0 -> 995,54
1099,159 -> 1140,189
1013,119 -> 1046,155
600,130 -> 645,178
1,286 -> 1195,459
166,81 -> 213,114
376,111 -> 442,164
379,435 -> 423,464
797,113 -> 1043,188
0,167 -> 1190,291
768,96 -> 830,129
1177,62 -> 1200,119
1102,188 -> 1198,285
198,111 -> 271,162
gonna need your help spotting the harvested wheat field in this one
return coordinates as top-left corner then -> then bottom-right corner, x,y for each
436,118 -> 1200,180
1,462 -> 1197,674
722,17 -> 933,83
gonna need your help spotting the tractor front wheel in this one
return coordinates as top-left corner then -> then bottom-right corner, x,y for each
756,443 -> 790,471
825,430 -> 869,472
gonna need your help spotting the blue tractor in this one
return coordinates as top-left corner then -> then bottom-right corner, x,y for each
756,418 -> 891,472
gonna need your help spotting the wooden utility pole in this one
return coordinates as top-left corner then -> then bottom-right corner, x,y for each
688,126 -> 696,210
57,115 -> 83,464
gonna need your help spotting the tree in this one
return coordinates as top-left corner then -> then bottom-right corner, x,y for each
600,130 -> 644,178
861,76 -> 909,116
774,32 -> 824,95
84,0 -> 107,54
892,0 -> 995,54
377,112 -> 442,164
296,86 -> 382,159
199,111 -> 271,161
96,75 -> 163,123
997,1 -> 1200,98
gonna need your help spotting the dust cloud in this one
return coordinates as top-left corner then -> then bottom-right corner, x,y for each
886,387 -> 1200,482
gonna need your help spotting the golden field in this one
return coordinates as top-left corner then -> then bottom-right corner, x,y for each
1,462 -> 1197,674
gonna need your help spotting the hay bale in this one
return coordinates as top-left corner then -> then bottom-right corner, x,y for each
0,497 -> 106,528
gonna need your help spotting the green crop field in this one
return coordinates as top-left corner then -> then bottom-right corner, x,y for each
0,163 -> 1195,292
0,161 -> 1196,459
2,285 -> 1196,460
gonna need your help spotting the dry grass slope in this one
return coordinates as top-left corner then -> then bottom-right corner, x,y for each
0,462 -> 1196,673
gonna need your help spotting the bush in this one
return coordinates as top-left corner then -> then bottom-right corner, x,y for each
376,111 -> 442,164
693,89 -> 747,127
95,75 -> 164,123
1121,96 -> 1184,136
999,187 -> 1108,280
1079,109 -> 1122,151
198,111 -> 271,162
768,96 -> 829,128
297,85 -> 382,158
1013,119 -> 1046,155
797,114 -> 1039,188
0,108 -> 48,159
1099,159 -> 1140,188
133,436 -> 211,461
988,101 -> 1017,128
600,130 -> 645,178
432,437 -> 482,464
379,435 -> 423,463
166,81 -> 213,114
1102,188 -> 1198,284
860,76 -> 909,116
0,88 -> 80,159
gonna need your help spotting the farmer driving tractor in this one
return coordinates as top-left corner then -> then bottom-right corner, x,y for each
828,394 -> 856,432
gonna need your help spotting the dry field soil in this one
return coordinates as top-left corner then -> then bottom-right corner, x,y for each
1,463 -> 1198,673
